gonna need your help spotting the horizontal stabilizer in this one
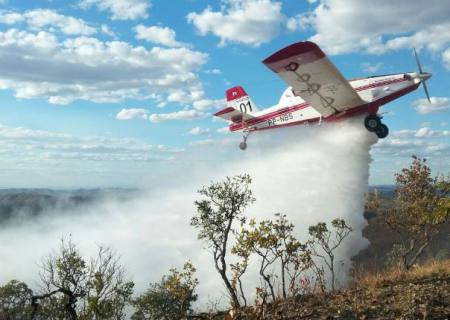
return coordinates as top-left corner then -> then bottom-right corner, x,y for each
214,106 -> 255,123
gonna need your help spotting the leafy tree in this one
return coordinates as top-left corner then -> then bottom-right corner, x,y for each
307,218 -> 352,290
132,262 -> 199,320
191,174 -> 255,308
0,280 -> 33,319
233,214 -> 306,301
382,156 -> 450,269
83,246 -> 134,319
35,237 -> 89,319
33,238 -> 133,320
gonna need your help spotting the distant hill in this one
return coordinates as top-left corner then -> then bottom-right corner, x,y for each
0,188 -> 139,224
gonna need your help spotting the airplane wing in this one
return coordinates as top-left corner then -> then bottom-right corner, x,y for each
262,41 -> 365,118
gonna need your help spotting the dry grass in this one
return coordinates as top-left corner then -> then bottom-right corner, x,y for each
357,259 -> 450,288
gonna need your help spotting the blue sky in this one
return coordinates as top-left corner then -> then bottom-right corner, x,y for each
0,0 -> 449,188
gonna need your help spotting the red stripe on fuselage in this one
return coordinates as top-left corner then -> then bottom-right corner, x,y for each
229,80 -> 418,132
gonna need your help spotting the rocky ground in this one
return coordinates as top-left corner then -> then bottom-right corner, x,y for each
197,260 -> 450,320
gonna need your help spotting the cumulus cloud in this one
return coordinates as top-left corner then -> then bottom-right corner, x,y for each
135,25 -> 182,47
79,0 -> 150,20
296,0 -> 450,55
0,9 -> 96,35
187,0 -> 284,47
188,126 -> 210,136
361,62 -> 383,73
373,126 -> 450,160
149,109 -> 206,123
116,108 -> 149,120
0,123 -> 183,163
193,98 -> 225,111
0,28 -> 210,105
442,48 -> 450,69
413,97 -> 450,114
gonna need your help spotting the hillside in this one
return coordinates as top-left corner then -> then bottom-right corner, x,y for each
204,260 -> 450,319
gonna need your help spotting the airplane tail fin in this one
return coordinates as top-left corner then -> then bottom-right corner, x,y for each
214,86 -> 259,124
226,86 -> 259,114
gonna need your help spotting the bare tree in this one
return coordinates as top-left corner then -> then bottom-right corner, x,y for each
191,174 -> 255,308
307,219 -> 352,291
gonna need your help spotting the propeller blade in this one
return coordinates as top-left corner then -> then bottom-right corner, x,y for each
422,81 -> 431,103
414,48 -> 424,74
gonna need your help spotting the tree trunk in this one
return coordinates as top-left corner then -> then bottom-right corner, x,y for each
330,254 -> 335,291
281,261 -> 287,299
219,269 -> 240,308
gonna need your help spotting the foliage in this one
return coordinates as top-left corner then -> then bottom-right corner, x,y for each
308,218 -> 352,290
132,261 -> 199,320
191,174 -> 255,308
383,156 -> 450,269
33,238 -> 133,320
233,213 -> 312,301
83,247 -> 134,320
0,280 -> 33,319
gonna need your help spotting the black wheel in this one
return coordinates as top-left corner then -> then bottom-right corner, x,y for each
364,115 -> 381,132
239,141 -> 247,150
376,124 -> 389,139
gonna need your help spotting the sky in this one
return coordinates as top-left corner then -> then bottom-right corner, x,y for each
0,0 -> 449,188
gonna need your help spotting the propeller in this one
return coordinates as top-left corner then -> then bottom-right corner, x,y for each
413,48 -> 432,103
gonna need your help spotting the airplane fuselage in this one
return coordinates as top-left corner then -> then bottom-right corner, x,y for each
229,72 -> 422,132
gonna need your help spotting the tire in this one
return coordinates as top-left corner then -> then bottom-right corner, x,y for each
364,115 -> 381,132
239,141 -> 247,150
376,124 -> 389,139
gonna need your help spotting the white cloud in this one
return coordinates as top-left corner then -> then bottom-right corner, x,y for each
413,97 -> 450,114
0,12 -> 23,24
297,0 -> 450,55
116,108 -> 148,120
0,9 -> 97,35
204,68 -> 222,75
217,126 -> 229,133
79,0 -> 150,20
189,138 -> 215,146
0,123 -> 183,163
193,98 -> 225,111
149,109 -> 206,123
0,28 -> 209,105
187,0 -> 284,47
135,25 -> 181,47
100,24 -> 115,37
188,126 -> 210,135
415,127 -> 450,138
361,62 -> 383,73
442,48 -> 450,69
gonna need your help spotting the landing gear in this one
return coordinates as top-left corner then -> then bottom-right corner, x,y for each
364,115 -> 381,132
376,123 -> 389,139
239,130 -> 250,151
364,115 -> 389,139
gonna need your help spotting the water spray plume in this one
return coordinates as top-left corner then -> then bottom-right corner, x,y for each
0,116 -> 377,306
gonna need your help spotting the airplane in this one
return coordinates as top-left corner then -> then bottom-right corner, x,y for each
214,41 -> 432,150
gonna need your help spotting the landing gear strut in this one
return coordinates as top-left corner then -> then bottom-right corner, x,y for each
364,115 -> 389,139
239,130 -> 250,150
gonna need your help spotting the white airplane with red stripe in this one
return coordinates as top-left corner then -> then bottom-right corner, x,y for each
214,41 -> 432,150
